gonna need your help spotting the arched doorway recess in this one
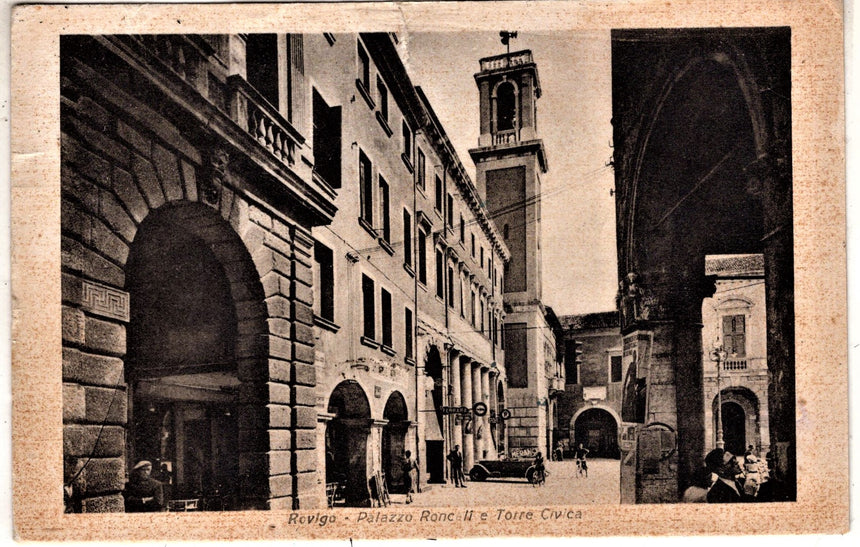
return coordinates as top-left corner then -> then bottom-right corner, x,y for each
382,392 -> 409,493
326,381 -> 371,506
424,346 -> 445,483
125,201 -> 267,510
573,408 -> 620,459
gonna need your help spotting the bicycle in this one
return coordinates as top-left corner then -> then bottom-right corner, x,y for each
526,466 -> 548,486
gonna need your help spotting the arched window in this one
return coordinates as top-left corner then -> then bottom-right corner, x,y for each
496,82 -> 516,132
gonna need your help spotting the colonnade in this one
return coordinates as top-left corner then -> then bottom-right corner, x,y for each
448,351 -> 499,472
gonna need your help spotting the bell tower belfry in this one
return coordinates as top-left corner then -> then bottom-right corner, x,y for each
470,43 -> 552,458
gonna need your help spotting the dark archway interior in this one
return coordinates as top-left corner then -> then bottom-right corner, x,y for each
125,205 -> 241,509
574,408 -> 619,459
721,401 -> 747,456
634,59 -> 763,284
496,81 -> 516,132
326,381 -> 371,505
382,392 -> 409,492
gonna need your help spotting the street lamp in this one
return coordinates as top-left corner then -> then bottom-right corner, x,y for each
709,336 -> 728,450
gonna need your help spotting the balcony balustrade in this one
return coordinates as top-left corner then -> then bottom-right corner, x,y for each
480,51 -> 533,71
493,130 -> 518,146
227,76 -> 303,168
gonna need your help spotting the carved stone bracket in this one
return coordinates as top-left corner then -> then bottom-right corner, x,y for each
201,148 -> 228,206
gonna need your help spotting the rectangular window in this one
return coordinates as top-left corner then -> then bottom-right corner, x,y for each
435,175 -> 443,211
378,176 -> 390,243
564,340 -> 580,384
610,355 -> 623,383
362,274 -> 375,340
471,233 -> 476,258
417,228 -> 427,285
417,149 -> 426,191
312,89 -> 342,188
357,41 -> 370,90
447,266 -> 455,309
313,242 -> 334,322
377,76 -> 388,121
505,323 -> 528,388
470,289 -> 476,327
245,34 -> 279,109
480,247 -> 484,268
722,314 -> 746,357
480,299 -> 485,334
402,122 -> 412,162
460,215 -> 465,243
359,151 -> 373,226
405,308 -> 414,361
381,288 -> 392,348
436,249 -> 444,299
447,194 -> 454,227
459,275 -> 465,316
403,209 -> 412,269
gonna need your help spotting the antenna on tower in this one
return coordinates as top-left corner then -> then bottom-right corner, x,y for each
499,31 -> 518,56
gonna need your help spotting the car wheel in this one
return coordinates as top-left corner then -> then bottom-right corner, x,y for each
470,467 -> 488,481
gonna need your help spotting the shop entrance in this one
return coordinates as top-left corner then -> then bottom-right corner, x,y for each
126,204 -> 245,510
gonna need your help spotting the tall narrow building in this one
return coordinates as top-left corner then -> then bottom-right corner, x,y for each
470,48 -> 559,457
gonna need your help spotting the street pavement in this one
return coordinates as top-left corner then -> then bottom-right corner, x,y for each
399,459 -> 620,507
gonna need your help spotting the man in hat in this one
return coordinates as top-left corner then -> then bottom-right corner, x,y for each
704,448 -> 745,503
123,460 -> 165,512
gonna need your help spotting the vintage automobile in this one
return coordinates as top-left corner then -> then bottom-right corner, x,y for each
469,459 -> 537,482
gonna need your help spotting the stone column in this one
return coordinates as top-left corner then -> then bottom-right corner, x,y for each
460,357 -> 474,472
472,363 -> 482,463
481,367 -> 493,459
450,350 -> 462,473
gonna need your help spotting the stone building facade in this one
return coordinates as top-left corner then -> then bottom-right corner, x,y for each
306,33 -> 509,506
701,255 -> 769,457
61,34 -> 337,511
557,312 -> 623,459
469,50 -> 562,459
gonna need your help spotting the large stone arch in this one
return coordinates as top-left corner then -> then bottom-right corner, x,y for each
570,406 -> 621,459
611,28 -> 793,502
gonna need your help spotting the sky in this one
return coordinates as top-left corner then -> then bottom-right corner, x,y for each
398,30 -> 618,316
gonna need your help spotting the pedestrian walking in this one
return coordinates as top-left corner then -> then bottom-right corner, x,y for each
573,443 -> 590,478
553,441 -> 564,462
402,450 -> 418,503
446,445 -> 466,487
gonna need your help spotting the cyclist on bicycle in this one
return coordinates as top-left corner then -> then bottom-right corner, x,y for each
532,452 -> 546,486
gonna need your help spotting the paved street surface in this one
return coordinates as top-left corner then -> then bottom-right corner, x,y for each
400,459 -> 620,507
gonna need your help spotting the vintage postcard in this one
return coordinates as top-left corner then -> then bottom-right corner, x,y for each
9,0 -> 847,541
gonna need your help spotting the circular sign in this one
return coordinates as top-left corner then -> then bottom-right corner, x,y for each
500,409 -> 512,420
473,402 -> 488,417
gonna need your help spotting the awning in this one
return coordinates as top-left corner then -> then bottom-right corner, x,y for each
423,389 -> 444,441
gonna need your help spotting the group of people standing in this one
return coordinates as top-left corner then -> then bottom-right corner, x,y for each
684,445 -> 788,503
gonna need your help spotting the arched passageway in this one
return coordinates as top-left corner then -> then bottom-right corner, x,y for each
573,408 -> 620,459
382,392 -> 409,493
713,386 -> 760,456
326,381 -> 371,506
125,202 -> 266,511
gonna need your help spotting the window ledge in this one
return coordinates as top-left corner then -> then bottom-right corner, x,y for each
314,314 -> 340,333
404,357 -> 416,366
360,336 -> 380,349
401,153 -> 414,173
403,262 -> 415,277
416,184 -> 427,199
417,281 -> 428,292
376,112 -> 393,137
378,238 -> 395,256
435,294 -> 445,303
356,80 -> 375,110
381,344 -> 396,357
358,216 -> 377,239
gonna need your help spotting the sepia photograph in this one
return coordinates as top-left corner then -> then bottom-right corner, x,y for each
9,0 -> 846,541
